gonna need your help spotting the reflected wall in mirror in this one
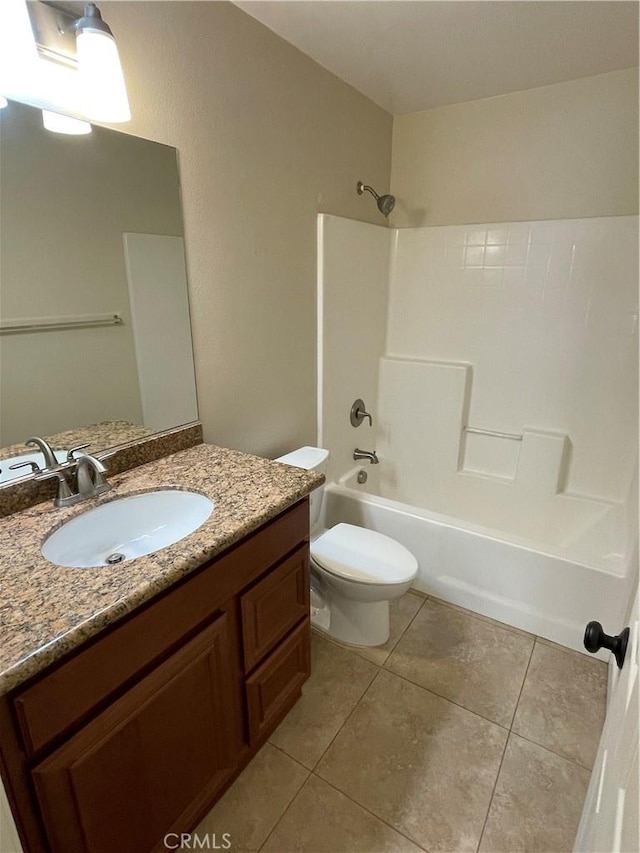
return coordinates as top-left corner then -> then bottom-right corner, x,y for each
0,100 -> 198,484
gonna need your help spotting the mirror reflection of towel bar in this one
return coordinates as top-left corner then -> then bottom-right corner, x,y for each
463,426 -> 522,442
0,313 -> 123,335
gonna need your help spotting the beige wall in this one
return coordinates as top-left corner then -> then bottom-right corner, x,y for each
101,1 -> 393,458
0,101 -> 183,446
390,68 -> 639,228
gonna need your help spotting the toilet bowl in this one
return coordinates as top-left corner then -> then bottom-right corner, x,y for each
275,446 -> 418,646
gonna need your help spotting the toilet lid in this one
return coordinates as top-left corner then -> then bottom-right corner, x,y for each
311,523 -> 418,585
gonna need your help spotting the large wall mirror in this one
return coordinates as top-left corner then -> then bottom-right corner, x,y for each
0,100 -> 198,485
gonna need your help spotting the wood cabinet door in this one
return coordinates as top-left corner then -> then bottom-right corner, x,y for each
246,618 -> 310,744
241,544 -> 310,672
33,613 -> 239,853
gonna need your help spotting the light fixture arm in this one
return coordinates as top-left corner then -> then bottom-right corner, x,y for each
73,3 -> 114,39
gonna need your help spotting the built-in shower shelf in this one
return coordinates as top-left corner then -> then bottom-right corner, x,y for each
461,427 -> 570,496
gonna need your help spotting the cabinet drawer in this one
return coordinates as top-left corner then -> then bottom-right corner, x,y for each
245,619 -> 310,744
241,545 -> 309,672
32,614 -> 238,853
13,499 -> 309,757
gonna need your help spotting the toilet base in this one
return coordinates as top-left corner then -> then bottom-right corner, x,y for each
315,598 -> 390,647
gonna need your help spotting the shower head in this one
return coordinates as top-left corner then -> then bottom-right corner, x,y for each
357,181 -> 396,217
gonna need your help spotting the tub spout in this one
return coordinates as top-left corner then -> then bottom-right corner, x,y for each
353,448 -> 379,464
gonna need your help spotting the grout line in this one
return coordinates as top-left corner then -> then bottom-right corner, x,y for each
509,639 -> 599,771
507,631 -> 536,730
408,586 -> 429,600
257,771 -> 313,853
313,591 -> 426,668
476,641 -> 536,852
311,626 -> 385,672
379,667 -> 512,733
475,731 -> 511,853
381,592 -> 428,662
311,625 -> 379,662
307,666 -> 381,773
311,770 -> 432,852
535,634 -> 607,667
507,729 -> 594,774
268,740 -> 315,774
302,593 -> 429,776
428,595 -> 535,641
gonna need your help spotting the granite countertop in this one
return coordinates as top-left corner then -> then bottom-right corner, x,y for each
0,420 -> 153,465
0,443 -> 322,696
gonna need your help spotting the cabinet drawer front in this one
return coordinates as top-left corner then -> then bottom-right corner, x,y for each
32,615 -> 237,853
14,499 -> 309,756
242,545 -> 309,672
245,619 -> 310,744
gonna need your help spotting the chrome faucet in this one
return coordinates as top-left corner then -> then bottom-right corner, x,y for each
353,448 -> 379,464
26,436 -> 58,469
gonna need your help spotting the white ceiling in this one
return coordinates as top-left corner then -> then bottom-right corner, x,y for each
234,1 -> 639,115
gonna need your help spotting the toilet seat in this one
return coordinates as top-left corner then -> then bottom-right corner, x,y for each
311,523 -> 418,585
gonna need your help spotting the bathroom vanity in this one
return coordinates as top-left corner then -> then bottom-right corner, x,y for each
0,443 -> 321,852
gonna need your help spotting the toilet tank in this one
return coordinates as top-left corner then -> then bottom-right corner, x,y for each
274,446 -> 329,529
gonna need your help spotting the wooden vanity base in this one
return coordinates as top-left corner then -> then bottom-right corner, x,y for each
0,499 -> 311,853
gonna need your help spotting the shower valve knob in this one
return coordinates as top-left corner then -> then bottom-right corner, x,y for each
583,621 -> 629,669
350,399 -> 373,428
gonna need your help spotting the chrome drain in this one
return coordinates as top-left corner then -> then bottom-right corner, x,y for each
105,552 -> 126,565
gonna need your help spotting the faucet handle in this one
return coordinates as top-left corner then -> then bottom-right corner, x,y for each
350,399 -> 373,428
9,459 -> 42,474
32,467 -> 75,506
67,444 -> 91,462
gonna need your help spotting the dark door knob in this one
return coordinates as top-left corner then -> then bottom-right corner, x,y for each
584,621 -> 629,669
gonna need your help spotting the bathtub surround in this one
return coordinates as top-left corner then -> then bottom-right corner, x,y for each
319,214 -> 638,507
318,213 -> 638,652
318,215 -> 390,485
385,217 -> 638,505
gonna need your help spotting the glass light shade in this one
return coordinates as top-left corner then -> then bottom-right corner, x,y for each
42,110 -> 92,135
0,97 -> 8,109
76,28 -> 130,123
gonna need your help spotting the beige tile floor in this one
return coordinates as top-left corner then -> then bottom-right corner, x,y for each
196,593 -> 607,853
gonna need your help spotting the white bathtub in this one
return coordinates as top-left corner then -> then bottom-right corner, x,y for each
322,468 -> 636,655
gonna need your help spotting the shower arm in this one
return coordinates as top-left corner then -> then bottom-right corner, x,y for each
357,182 -> 380,201
356,180 -> 395,217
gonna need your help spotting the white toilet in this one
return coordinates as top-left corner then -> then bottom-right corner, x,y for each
275,446 -> 418,646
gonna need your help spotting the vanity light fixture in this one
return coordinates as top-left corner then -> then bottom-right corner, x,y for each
73,3 -> 131,123
0,1 -> 130,125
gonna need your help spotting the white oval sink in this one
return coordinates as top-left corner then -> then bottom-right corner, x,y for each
42,490 -> 214,568
0,450 -> 67,483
